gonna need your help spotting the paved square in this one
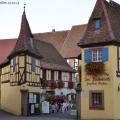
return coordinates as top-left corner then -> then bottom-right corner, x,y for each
0,111 -> 76,120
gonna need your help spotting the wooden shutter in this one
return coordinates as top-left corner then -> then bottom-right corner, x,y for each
102,48 -> 108,61
84,49 -> 91,63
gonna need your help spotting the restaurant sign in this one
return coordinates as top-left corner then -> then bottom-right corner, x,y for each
84,73 -> 110,86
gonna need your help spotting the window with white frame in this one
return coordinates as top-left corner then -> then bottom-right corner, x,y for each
72,73 -> 76,82
91,49 -> 102,62
54,71 -> 58,81
64,82 -> 68,88
62,72 -> 69,81
74,59 -> 79,70
46,70 -> 51,80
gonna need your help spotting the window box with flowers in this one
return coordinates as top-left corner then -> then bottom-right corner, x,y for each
51,81 -> 57,89
85,62 -> 105,75
57,81 -> 64,89
68,81 -> 74,89
44,80 -> 51,87
84,47 -> 108,75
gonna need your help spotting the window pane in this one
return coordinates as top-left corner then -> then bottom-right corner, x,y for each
90,91 -> 104,109
92,49 -> 102,62
95,19 -> 101,29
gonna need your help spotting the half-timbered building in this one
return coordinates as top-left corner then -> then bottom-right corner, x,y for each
0,9 -> 76,116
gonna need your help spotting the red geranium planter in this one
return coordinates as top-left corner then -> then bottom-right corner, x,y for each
51,81 -> 57,89
57,81 -> 64,89
44,80 -> 51,87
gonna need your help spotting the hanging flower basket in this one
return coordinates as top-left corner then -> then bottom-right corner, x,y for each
57,81 -> 64,89
68,81 -> 74,89
85,62 -> 105,75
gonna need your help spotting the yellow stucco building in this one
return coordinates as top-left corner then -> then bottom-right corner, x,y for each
78,0 -> 120,119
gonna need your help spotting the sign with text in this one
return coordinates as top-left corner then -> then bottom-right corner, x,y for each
84,73 -> 110,86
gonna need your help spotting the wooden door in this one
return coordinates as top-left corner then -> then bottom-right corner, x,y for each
21,91 -> 28,116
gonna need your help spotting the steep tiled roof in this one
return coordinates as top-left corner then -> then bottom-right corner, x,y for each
106,0 -> 120,41
0,10 -> 75,72
60,24 -> 87,58
33,39 -> 75,72
34,30 -> 68,51
79,0 -> 120,48
8,10 -> 41,58
34,24 -> 87,58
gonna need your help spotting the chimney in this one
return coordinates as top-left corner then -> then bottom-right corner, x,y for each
52,29 -> 55,32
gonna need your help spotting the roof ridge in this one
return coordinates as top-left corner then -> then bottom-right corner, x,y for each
72,24 -> 87,28
34,30 -> 69,35
0,38 -> 16,41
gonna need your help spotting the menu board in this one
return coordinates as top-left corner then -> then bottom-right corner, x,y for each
42,101 -> 49,113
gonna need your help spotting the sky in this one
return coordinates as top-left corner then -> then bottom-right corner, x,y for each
0,0 -> 120,39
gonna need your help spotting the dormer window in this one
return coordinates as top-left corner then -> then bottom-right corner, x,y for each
94,19 -> 101,29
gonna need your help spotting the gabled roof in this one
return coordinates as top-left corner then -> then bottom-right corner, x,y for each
60,24 -> 87,58
78,0 -> 120,48
33,39 -> 75,72
34,24 -> 87,58
34,30 -> 68,51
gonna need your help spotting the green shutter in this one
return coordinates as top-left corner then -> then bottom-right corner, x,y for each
84,49 -> 91,63
102,47 -> 108,61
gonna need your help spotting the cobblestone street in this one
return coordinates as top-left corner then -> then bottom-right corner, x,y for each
0,110 -> 76,120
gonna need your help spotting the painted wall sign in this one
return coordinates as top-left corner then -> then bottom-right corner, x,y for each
84,73 -> 110,86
